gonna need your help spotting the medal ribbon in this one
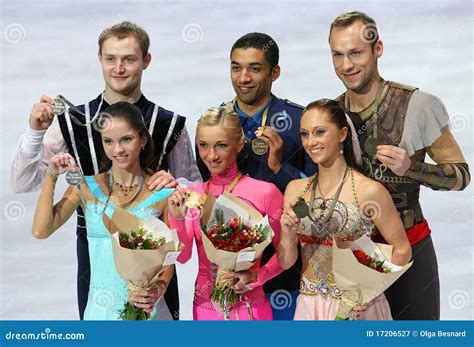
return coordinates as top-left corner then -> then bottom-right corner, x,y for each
232,97 -> 271,138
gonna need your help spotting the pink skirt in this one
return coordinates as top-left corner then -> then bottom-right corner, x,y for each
294,293 -> 392,320
193,296 -> 273,320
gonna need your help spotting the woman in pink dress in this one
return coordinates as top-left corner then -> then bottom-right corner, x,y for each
277,99 -> 412,320
167,106 -> 284,320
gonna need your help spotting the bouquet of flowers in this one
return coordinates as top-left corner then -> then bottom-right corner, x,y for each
117,226 -> 166,319
332,235 -> 413,320
202,208 -> 271,311
104,207 -> 183,320
200,192 -> 273,318
119,226 -> 165,250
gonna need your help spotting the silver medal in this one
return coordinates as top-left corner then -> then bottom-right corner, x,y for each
65,170 -> 82,186
51,98 -> 67,116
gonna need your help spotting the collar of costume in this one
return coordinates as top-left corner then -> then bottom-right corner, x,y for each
103,91 -> 144,106
209,162 -> 240,187
344,80 -> 389,121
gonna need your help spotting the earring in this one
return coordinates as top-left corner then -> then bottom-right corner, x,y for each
141,146 -> 145,151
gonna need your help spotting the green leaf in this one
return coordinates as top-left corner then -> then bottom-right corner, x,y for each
119,301 -> 150,320
216,208 -> 224,225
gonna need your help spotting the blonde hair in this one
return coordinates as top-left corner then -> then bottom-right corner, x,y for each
98,21 -> 150,57
329,11 -> 379,50
197,106 -> 244,142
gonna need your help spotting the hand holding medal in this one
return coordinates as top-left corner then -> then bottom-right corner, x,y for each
185,191 -> 205,209
279,196 -> 304,238
168,187 -> 204,220
48,152 -> 80,177
29,95 -> 62,131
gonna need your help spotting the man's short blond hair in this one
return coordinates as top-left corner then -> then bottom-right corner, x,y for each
329,11 -> 379,50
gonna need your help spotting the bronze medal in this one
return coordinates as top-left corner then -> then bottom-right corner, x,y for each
292,197 -> 310,219
364,135 -> 380,158
252,137 -> 268,155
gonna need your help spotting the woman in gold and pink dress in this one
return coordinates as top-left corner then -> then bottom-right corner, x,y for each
277,99 -> 412,320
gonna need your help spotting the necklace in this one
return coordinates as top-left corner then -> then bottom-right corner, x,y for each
308,167 -> 350,224
107,169 -> 144,208
316,166 -> 349,210
113,181 -> 139,198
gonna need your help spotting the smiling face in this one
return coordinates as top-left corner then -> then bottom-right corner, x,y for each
101,118 -> 147,172
99,35 -> 151,101
230,47 -> 280,112
329,19 -> 382,94
300,108 -> 348,167
197,125 -> 245,175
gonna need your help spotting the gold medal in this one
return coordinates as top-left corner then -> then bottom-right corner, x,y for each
252,137 -> 268,155
232,96 -> 272,156
185,191 -> 204,208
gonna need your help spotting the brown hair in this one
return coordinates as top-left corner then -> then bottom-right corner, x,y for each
98,21 -> 150,58
96,102 -> 154,172
302,99 -> 360,170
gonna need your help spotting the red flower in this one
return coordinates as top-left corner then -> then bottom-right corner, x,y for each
353,250 -> 370,266
352,250 -> 390,273
203,209 -> 270,253
228,218 -> 239,230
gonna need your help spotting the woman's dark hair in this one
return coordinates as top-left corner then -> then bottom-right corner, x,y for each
95,101 -> 155,172
302,98 -> 360,170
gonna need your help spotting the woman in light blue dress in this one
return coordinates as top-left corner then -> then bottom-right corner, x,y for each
32,102 -> 174,320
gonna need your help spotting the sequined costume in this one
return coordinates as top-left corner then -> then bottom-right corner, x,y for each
294,172 -> 392,320
80,175 -> 174,320
33,172 -> 174,320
